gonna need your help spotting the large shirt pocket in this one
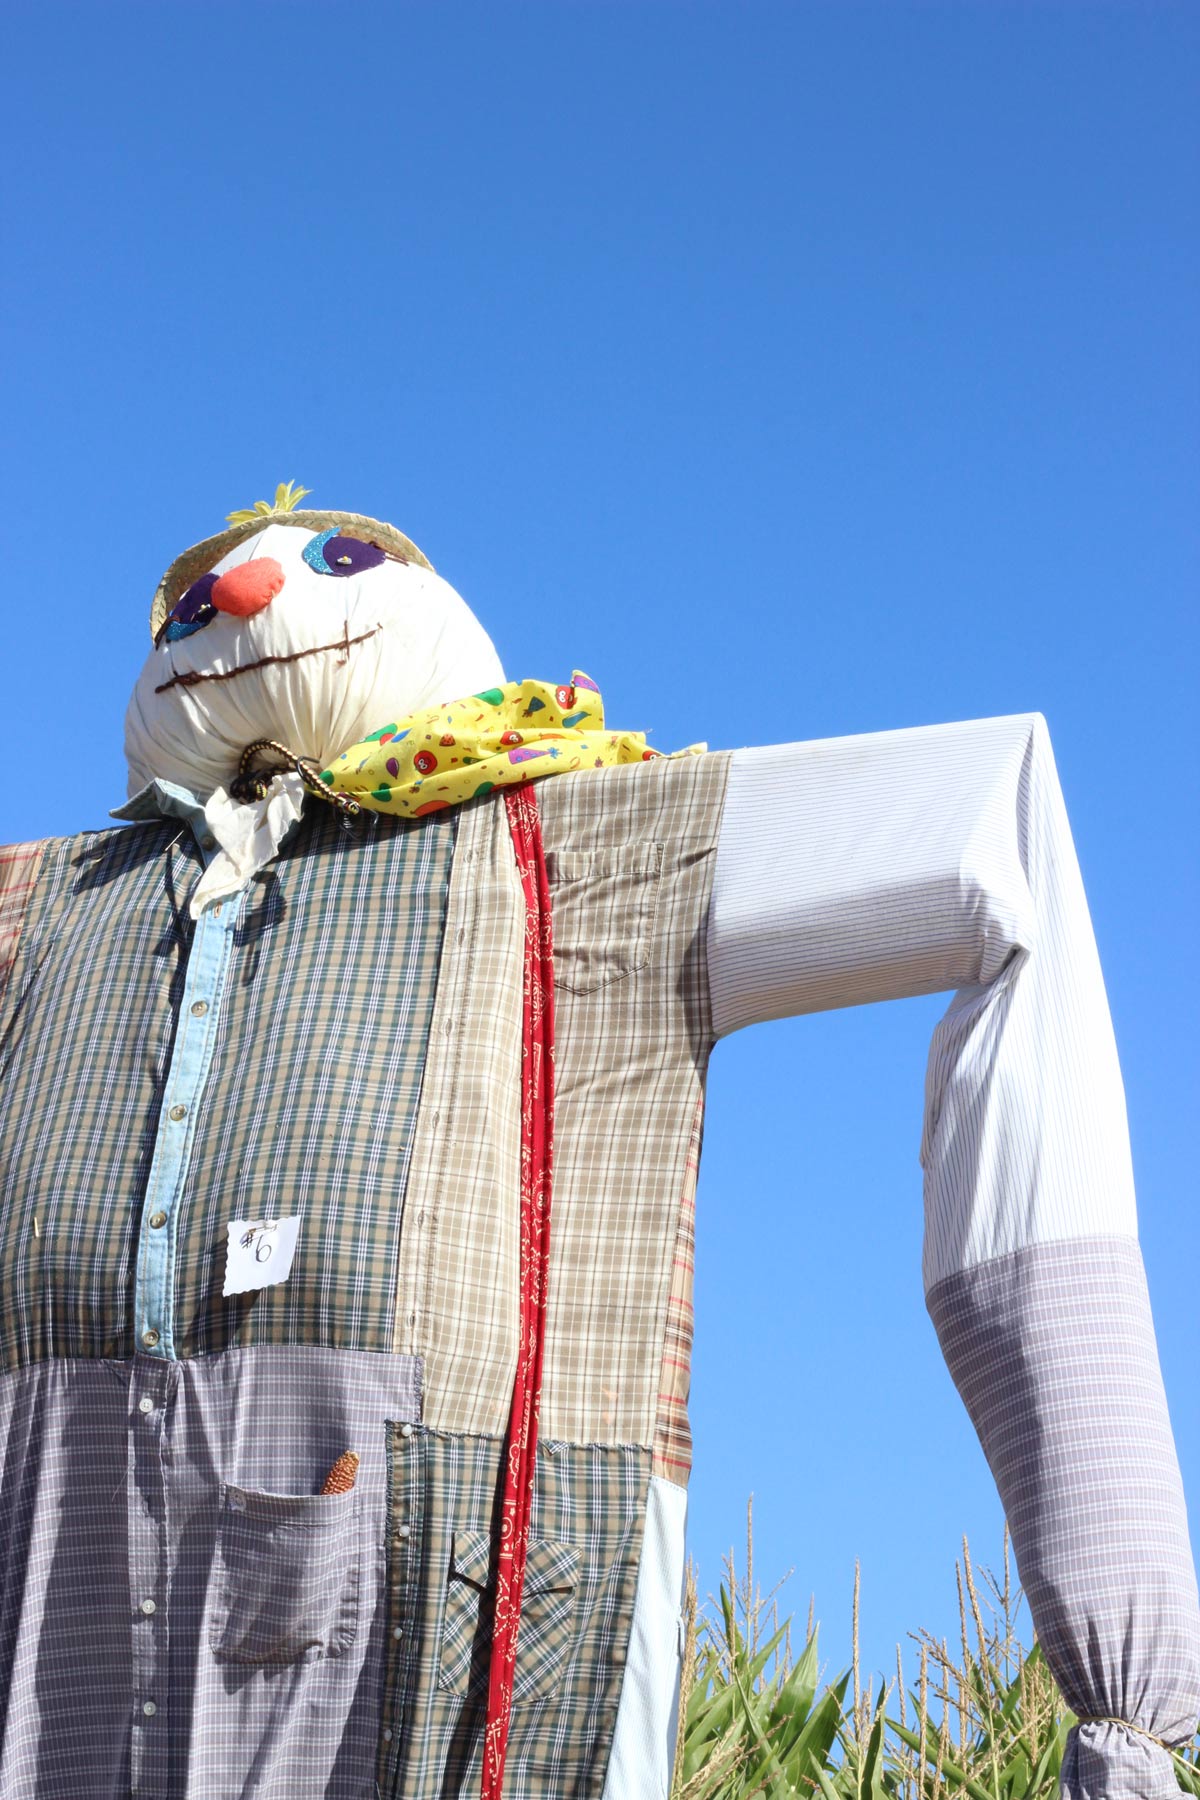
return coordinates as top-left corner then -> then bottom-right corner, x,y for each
438,1527 -> 581,1702
208,1483 -> 361,1665
545,842 -> 664,997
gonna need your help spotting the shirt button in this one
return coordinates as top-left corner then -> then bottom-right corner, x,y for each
392,1625 -> 404,1640
138,1396 -> 154,1414
149,1211 -> 167,1230
142,1700 -> 157,1717
142,1328 -> 160,1348
140,1598 -> 157,1615
399,1423 -> 414,1439
190,999 -> 209,1018
200,833 -> 216,850
397,1524 -> 411,1540
168,1104 -> 187,1123
382,1728 -> 394,1743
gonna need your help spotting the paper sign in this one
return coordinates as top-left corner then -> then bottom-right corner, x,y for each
223,1216 -> 301,1297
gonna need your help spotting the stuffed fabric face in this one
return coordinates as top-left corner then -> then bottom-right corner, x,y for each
124,521 -> 506,803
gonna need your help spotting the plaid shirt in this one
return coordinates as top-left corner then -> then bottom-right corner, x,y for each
0,721 -> 1196,1800
0,754 -> 727,1800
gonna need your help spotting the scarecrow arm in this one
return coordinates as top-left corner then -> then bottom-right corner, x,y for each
706,712 -> 1200,1799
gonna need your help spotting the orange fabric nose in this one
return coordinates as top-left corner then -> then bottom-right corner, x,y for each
211,557 -> 285,618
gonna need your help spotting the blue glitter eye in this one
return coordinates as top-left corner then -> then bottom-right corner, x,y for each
303,530 -> 387,577
160,572 -> 219,644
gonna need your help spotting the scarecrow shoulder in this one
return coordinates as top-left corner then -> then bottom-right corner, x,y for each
0,818 -> 183,1002
0,836 -> 51,997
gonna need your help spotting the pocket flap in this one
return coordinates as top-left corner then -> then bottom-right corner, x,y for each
544,844 -> 663,886
450,1528 -> 492,1590
450,1529 -> 580,1595
523,1537 -> 581,1594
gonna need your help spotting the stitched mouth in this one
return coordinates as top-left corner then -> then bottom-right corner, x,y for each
155,623 -> 381,696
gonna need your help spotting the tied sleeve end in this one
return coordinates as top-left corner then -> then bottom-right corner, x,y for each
1063,1717 -> 1195,1800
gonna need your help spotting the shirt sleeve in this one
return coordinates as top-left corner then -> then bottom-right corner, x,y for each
706,712 -> 1200,1799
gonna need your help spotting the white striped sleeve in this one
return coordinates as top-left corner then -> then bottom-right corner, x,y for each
705,713 -> 1200,1796
705,710 -> 1137,1288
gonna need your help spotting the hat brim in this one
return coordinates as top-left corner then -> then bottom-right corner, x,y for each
149,511 -> 434,642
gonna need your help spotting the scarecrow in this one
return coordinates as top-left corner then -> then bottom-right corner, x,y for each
0,485 -> 1194,1800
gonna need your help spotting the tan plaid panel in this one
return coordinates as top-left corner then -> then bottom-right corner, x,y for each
536,753 -> 729,1450
401,755 -> 729,1451
654,1093 -> 703,1482
394,794 -> 527,1435
0,841 -> 47,1001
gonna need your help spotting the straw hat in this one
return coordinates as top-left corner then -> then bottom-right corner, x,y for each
148,482 -> 433,642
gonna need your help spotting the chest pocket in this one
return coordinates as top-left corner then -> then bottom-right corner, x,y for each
545,842 -> 664,997
208,1485 -> 361,1665
438,1528 -> 581,1702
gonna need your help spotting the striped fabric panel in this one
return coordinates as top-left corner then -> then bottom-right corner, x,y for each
706,713 -> 1137,1289
653,1094 -> 702,1482
601,1474 -> 689,1800
928,1236 -> 1200,1798
0,840 -> 46,1000
402,754 -> 730,1452
0,1345 -> 422,1800
382,1427 -> 649,1799
0,803 -> 454,1370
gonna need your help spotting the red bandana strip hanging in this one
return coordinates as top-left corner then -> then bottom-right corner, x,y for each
481,787 -> 557,1800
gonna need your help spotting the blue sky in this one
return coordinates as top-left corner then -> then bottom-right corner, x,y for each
2,0 -> 1196,1701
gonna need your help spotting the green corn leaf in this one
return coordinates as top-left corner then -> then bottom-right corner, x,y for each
784,1682 -> 851,1787
886,1718 -> 1000,1800
729,1659 -> 802,1799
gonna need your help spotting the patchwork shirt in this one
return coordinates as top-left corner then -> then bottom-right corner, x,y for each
0,713 -> 1196,1800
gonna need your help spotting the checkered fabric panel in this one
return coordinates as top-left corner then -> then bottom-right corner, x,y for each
0,1345 -> 423,1800
0,839 -> 46,999
382,1428 -> 649,1799
536,753 -> 730,1449
0,804 -> 454,1370
653,1093 -> 703,1482
928,1234 -> 1200,1798
401,756 -> 730,1452
0,823 -> 187,1367
175,802 -> 455,1354
393,792 -> 528,1432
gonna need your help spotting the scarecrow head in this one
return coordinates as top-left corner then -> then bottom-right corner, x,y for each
125,482 -> 505,803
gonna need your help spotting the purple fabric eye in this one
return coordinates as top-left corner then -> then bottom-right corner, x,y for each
159,571 -> 219,643
176,572 -> 219,623
315,536 -> 387,577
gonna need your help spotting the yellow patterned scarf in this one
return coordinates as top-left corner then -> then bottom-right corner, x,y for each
319,671 -> 698,818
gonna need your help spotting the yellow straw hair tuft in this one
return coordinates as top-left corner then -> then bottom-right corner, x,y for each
226,480 -> 312,526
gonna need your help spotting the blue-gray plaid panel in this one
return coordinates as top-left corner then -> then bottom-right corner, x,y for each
0,801 -> 455,1368
382,1428 -> 650,1799
929,1235 -> 1200,1798
0,1345 -> 422,1800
